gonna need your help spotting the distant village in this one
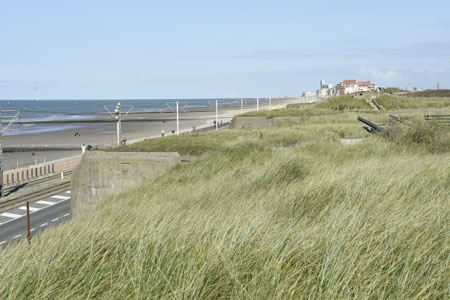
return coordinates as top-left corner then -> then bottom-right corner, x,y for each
302,80 -> 443,100
303,79 -> 380,99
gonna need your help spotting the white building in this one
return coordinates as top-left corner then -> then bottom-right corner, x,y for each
317,80 -> 335,98
302,91 -> 316,98
336,80 -> 376,95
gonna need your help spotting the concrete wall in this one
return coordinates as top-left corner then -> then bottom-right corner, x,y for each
71,151 -> 181,215
3,155 -> 82,185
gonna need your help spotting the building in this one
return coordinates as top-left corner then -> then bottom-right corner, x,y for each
302,91 -> 316,98
336,79 -> 376,95
317,80 -> 335,98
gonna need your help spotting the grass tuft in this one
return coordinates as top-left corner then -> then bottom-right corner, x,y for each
381,119 -> 450,153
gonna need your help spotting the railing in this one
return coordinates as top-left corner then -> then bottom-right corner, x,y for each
3,155 -> 82,186
424,115 -> 450,126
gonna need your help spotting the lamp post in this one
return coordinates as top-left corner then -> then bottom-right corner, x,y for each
104,102 -> 133,146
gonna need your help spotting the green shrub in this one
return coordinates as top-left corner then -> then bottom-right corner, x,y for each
381,120 -> 450,153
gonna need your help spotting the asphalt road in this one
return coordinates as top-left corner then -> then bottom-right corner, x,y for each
0,192 -> 72,248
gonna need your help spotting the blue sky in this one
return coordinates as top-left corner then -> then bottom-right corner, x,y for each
1,0 -> 449,99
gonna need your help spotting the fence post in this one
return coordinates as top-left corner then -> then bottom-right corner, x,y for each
27,201 -> 31,245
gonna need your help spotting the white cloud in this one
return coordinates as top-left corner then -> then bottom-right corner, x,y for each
358,67 -> 402,82
410,65 -> 446,75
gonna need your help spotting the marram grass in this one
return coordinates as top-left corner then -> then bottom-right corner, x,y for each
0,136 -> 448,299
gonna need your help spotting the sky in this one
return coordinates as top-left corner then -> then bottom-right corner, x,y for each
1,0 -> 449,99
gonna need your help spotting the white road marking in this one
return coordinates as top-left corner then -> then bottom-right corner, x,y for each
51,218 -> 59,222
1,212 -> 23,219
63,213 -> 71,217
18,206 -> 40,212
40,223 -> 48,227
30,228 -> 35,232
0,241 -> 6,245
36,200 -> 56,205
51,195 -> 70,200
12,234 -> 22,239
65,191 -> 71,194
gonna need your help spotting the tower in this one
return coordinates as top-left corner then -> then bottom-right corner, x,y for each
437,82 -> 440,90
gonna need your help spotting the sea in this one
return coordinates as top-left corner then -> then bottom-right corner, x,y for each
0,98 -> 261,136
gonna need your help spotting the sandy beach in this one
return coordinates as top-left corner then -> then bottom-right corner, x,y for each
2,101 -> 299,170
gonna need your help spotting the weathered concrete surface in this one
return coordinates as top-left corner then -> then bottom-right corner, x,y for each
71,151 -> 181,215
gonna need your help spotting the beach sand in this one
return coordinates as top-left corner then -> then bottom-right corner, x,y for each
2,101 -> 294,170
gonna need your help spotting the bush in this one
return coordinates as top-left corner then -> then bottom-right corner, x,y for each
381,120 -> 450,153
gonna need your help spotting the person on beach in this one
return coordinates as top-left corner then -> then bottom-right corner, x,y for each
81,144 -> 86,154
31,150 -> 35,156
172,129 -> 175,135
161,130 -> 165,137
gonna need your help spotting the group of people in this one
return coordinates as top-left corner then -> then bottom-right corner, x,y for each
161,129 -> 176,137
213,120 -> 223,127
81,144 -> 93,154
78,129 -> 128,153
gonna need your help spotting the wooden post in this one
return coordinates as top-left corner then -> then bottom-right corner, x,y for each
27,201 -> 31,245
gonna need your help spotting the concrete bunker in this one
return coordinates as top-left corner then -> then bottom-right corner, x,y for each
71,151 -> 181,215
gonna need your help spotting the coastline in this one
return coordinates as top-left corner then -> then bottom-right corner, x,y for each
2,101 -> 298,170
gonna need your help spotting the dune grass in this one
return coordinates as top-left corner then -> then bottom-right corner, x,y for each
104,112 -> 379,156
240,96 -> 373,120
0,114 -> 449,299
376,95 -> 450,110
238,108 -> 338,119
384,87 -> 409,93
404,89 -> 450,98
315,95 -> 372,111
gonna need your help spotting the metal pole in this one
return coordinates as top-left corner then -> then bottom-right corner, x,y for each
215,100 -> 219,130
116,119 -> 120,145
0,108 -> 2,197
257,97 -> 259,111
269,97 -> 272,109
27,201 -> 31,245
116,102 -> 121,146
176,101 -> 179,136
241,98 -> 243,111
104,102 -> 133,145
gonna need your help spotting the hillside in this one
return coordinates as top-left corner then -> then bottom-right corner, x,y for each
0,109 -> 449,299
404,89 -> 450,98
